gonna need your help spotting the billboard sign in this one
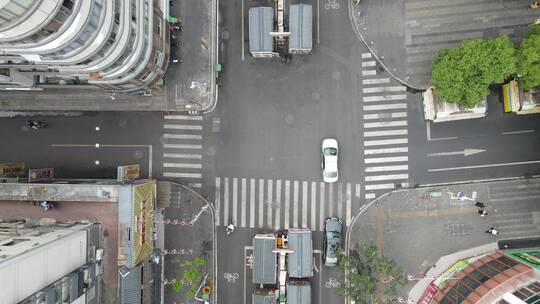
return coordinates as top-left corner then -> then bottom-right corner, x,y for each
28,168 -> 54,182
0,162 -> 25,177
117,164 -> 140,182
504,249 -> 540,270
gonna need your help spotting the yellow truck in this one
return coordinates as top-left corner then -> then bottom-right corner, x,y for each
502,80 -> 540,114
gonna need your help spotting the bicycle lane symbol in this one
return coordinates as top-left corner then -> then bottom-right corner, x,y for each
325,0 -> 341,9
223,272 -> 239,283
325,277 -> 341,288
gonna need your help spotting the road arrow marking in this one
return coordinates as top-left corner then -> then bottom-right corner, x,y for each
428,149 -> 485,157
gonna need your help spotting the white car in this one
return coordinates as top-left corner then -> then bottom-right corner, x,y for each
321,138 -> 338,183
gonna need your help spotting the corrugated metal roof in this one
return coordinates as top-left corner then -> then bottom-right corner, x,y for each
288,229 -> 313,278
249,7 -> 274,53
252,235 -> 277,284
287,283 -> 311,304
289,4 -> 312,52
119,266 -> 142,304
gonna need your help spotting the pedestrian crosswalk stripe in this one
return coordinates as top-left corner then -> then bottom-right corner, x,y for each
365,174 -> 409,182
363,112 -> 407,120
163,134 -> 203,140
364,120 -> 407,128
250,179 -> 256,228
224,178 -> 229,226
361,53 -> 372,59
364,129 -> 408,137
366,165 -> 409,172
346,183 -> 352,226
302,181 -> 308,228
163,153 -> 202,159
241,178 -> 247,228
362,78 -> 390,85
293,181 -> 299,228
163,163 -> 202,169
258,179 -> 264,228
164,124 -> 203,130
337,183 -> 343,220
364,103 -> 407,111
215,177 -> 221,226
319,182 -> 325,231
363,86 -> 407,94
188,183 -> 202,188
164,172 -> 202,178
365,183 -> 396,190
164,144 -> 202,149
365,156 -> 409,164
275,180 -> 282,230
232,178 -> 238,225
362,70 -> 377,76
364,147 -> 408,155
164,115 -> 203,120
365,193 -> 376,199
363,94 -> 407,102
267,180 -> 273,228
364,138 -> 408,146
362,61 -> 376,67
285,180 -> 291,229
328,183 -> 334,217
311,182 -> 317,230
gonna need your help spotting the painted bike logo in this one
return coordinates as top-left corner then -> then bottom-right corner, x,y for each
325,0 -> 340,9
224,272 -> 239,283
325,278 -> 341,288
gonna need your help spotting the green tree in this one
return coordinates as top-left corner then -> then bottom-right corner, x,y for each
171,257 -> 207,298
432,36 -> 516,107
334,242 -> 407,304
516,25 -> 540,90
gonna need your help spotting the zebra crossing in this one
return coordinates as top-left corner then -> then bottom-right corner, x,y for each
361,53 -> 409,200
214,177 -> 362,231
161,115 -> 204,188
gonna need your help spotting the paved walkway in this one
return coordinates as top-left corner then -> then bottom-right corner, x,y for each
349,0 -> 539,89
346,177 -> 540,303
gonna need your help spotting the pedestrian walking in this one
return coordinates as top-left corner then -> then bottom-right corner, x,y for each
475,201 -> 485,208
485,227 -> 499,235
478,209 -> 488,216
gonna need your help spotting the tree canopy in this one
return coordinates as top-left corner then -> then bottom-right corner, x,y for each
516,25 -> 540,90
334,242 -> 407,304
431,36 -> 517,108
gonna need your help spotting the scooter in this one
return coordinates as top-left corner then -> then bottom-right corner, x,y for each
26,120 -> 47,130
225,222 -> 236,235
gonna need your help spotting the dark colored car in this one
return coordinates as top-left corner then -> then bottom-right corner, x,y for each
323,217 -> 343,267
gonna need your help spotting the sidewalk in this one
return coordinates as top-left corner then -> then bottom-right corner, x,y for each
346,177 -> 540,303
157,181 -> 216,304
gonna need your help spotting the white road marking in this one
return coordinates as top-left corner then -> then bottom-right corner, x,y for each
337,183 -> 343,219
362,61 -> 376,67
163,163 -> 202,168
364,138 -> 408,146
163,172 -> 202,178
355,184 -> 361,201
319,182 -> 325,231
364,120 -> 407,128
365,183 -> 396,190
365,174 -> 409,182
365,156 -> 409,164
285,180 -> 291,229
363,86 -> 407,94
362,78 -> 390,85
258,179 -> 264,228
163,134 -> 203,140
163,124 -> 203,130
428,149 -> 485,157
164,115 -> 203,120
311,181 -> 317,230
250,178 -> 255,228
241,0 -> 245,60
275,180 -> 282,230
366,165 -> 409,172
215,177 -> 221,226
362,70 -> 376,76
361,53 -> 372,59
364,147 -> 408,155
429,160 -> 540,172
365,193 -> 376,199
363,94 -> 407,102
364,129 -> 408,137
293,181 -> 299,228
224,178 -> 229,226
163,144 -> 202,149
346,183 -> 352,225
241,178 -> 247,227
302,181 -> 308,228
364,103 -> 407,111
233,178 -> 238,226
364,112 -> 407,120
163,153 -> 202,159
267,180 -> 273,228
503,130 -> 534,135
328,182 -> 334,217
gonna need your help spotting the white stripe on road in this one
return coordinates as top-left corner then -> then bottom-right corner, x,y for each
355,184 -> 361,201
337,183 -> 343,219
224,178 -> 229,227
364,103 -> 407,111
285,180 -> 291,229
293,181 -> 299,228
365,193 -> 376,199
328,182 -> 334,217
163,124 -> 203,130
241,178 -> 247,227
363,86 -> 407,94
362,78 -> 390,85
364,147 -> 408,155
365,156 -> 409,164
258,179 -> 264,228
163,153 -> 202,159
364,120 -> 408,128
250,178 -> 255,228
302,181 -> 308,228
215,177 -> 220,226
163,134 -> 203,139
366,165 -> 409,172
428,160 -> 540,172
346,183 -> 352,226
163,163 -> 202,168
363,94 -> 407,102
365,184 -> 396,190
365,174 -> 409,182
267,180 -> 273,228
163,144 -> 202,149
319,182 -> 325,231
361,53 -> 372,59
311,181 -> 317,230
163,172 -> 202,178
275,180 -> 282,230
363,112 -> 407,120
362,61 -> 376,67
364,129 -> 408,137
164,115 -> 203,120
364,138 -> 408,146
362,70 -> 376,76
233,178 -> 238,226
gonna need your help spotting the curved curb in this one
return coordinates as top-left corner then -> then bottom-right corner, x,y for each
200,0 -> 220,115
347,0 -> 425,91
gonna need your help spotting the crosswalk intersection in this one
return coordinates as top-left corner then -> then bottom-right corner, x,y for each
361,53 -> 410,200
214,177 -> 362,230
161,115 -> 204,188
